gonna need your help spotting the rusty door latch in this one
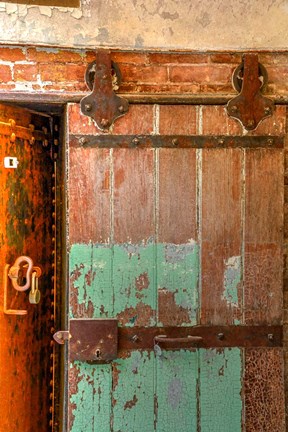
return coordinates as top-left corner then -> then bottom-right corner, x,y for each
53,319 -> 282,363
227,53 -> 274,130
80,50 -> 129,131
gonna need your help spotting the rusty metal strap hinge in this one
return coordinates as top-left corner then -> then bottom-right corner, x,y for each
227,53 -> 274,131
53,320 -> 283,363
80,49 -> 129,131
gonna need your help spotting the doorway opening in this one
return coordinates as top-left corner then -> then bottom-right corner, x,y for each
0,102 -> 66,432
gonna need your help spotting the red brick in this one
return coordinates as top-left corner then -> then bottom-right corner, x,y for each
259,53 -> 288,66
170,65 -> 233,84
14,64 -> 38,81
149,53 -> 209,64
121,64 -> 168,84
0,65 -> 12,83
111,52 -> 149,65
39,63 -> 86,82
0,47 -> 25,62
202,105 -> 243,135
159,105 -> 197,134
112,105 -> 154,134
210,53 -> 242,64
27,48 -> 83,63
200,83 -> 235,94
267,66 -> 288,84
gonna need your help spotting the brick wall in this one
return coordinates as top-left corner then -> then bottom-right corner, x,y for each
0,45 -> 287,97
0,44 -> 287,422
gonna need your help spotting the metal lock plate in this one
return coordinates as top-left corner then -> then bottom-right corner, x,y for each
69,319 -> 118,363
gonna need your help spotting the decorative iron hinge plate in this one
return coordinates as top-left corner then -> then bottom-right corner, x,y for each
80,49 -> 129,131
227,53 -> 274,130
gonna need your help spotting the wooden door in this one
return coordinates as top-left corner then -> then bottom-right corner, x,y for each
0,104 -> 56,431
66,103 -> 285,432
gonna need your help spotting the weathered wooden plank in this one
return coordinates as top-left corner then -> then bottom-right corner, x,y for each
112,148 -> 156,326
157,244 -> 199,326
201,149 -> 243,325
155,350 -> 198,432
69,244 -> 113,319
69,362 -> 112,432
111,351 -> 154,431
68,147 -> 111,244
199,348 -> 242,432
112,243 -> 156,326
244,348 -> 285,432
113,148 -> 155,243
244,149 -> 283,324
158,149 -> 197,244
157,149 -> 199,326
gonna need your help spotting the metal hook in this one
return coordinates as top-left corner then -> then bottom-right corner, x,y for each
8,256 -> 33,292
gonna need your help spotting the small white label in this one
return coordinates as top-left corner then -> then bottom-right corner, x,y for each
4,157 -> 19,169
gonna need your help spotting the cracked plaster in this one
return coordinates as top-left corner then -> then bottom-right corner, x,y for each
0,0 -> 287,50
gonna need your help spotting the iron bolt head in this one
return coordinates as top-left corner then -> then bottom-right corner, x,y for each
118,105 -> 124,113
247,119 -> 255,128
100,118 -> 109,127
10,132 -> 16,143
131,335 -> 140,343
268,333 -> 274,341
85,103 -> 92,112
79,137 -> 88,146
29,136 -> 35,145
217,333 -> 225,341
172,138 -> 178,146
267,138 -> 273,146
132,137 -> 140,146
230,105 -> 238,114
264,106 -> 271,115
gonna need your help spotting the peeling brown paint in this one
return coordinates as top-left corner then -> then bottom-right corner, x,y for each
158,289 -> 191,325
117,303 -> 155,326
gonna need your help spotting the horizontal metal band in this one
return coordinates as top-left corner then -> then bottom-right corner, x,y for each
70,134 -> 284,149
118,325 -> 283,350
0,91 -> 287,105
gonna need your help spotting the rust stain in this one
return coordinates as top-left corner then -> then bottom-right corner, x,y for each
135,272 -> 149,291
68,363 -> 81,430
124,394 -> 138,410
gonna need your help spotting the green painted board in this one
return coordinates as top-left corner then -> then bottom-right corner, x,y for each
111,351 -> 155,431
199,348 -> 242,432
70,362 -> 112,432
69,244 -> 113,318
155,350 -> 198,432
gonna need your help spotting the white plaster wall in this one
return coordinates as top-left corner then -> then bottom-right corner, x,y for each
0,0 -> 288,50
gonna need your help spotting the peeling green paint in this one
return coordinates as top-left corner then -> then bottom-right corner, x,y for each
200,348 -> 242,432
157,242 -> 199,325
112,351 -> 155,431
70,362 -> 112,432
156,350 -> 198,431
113,243 -> 156,325
69,244 -> 113,318
222,256 -> 241,307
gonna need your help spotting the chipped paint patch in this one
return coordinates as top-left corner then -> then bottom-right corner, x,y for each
222,255 -> 241,307
113,242 -> 156,326
200,348 -> 242,432
157,242 -> 199,326
69,244 -> 113,318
